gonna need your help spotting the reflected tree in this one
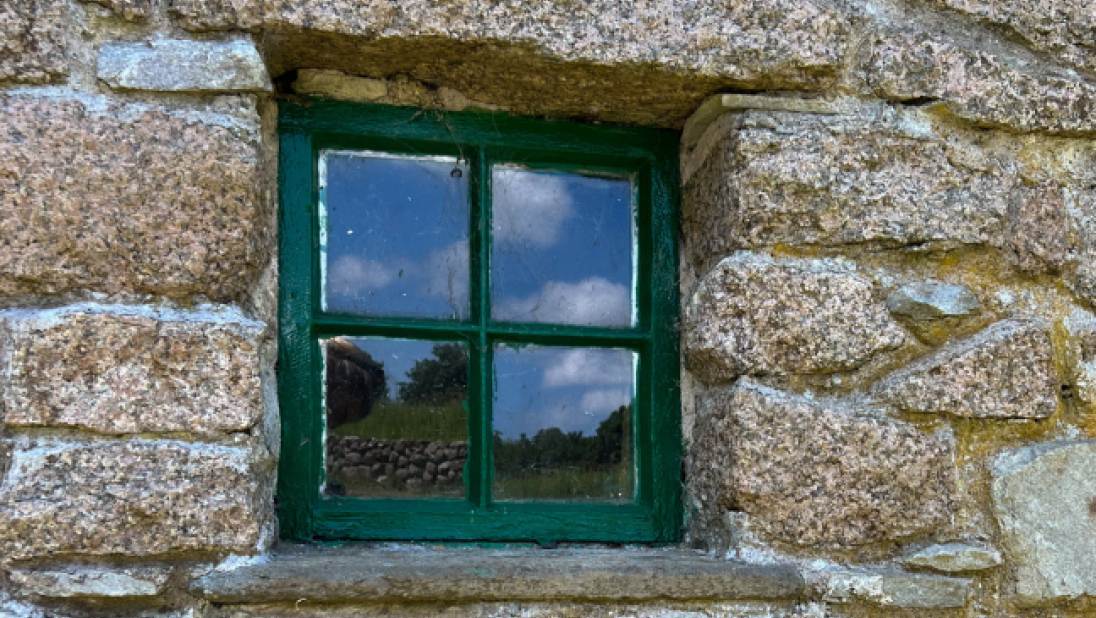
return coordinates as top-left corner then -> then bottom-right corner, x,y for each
398,343 -> 468,404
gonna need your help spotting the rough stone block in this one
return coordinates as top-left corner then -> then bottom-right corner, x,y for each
684,252 -> 906,382
683,109 -> 1011,261
11,566 -> 171,598
0,440 -> 269,560
293,69 -> 388,102
886,282 -> 981,321
0,305 -> 264,435
98,39 -> 272,93
873,319 -> 1059,419
691,378 -> 956,548
0,95 -> 264,302
920,0 -> 1095,73
85,0 -> 153,21
992,441 -> 1096,605
812,567 -> 970,608
0,0 -> 69,83
1005,181 -> 1071,274
904,543 -> 1002,573
862,30 -> 1096,135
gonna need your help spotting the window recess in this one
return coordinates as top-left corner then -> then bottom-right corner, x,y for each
278,101 -> 681,544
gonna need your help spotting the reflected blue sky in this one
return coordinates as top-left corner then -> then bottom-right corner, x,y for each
321,150 -> 635,327
322,151 -> 470,319
491,166 -> 634,327
493,346 -> 636,439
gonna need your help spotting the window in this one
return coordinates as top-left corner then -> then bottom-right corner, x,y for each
277,101 -> 681,544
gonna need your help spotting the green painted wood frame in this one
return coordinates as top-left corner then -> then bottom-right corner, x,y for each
278,99 -> 681,544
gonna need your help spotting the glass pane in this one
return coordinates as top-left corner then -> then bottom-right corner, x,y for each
321,150 -> 470,319
491,166 -> 634,328
492,345 -> 635,502
323,337 -> 469,498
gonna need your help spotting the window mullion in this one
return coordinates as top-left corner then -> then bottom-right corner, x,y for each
467,146 -> 492,509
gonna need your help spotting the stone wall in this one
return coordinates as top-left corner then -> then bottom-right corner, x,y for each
1,0 -> 1095,617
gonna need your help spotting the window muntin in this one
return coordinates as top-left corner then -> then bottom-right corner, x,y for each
278,102 -> 681,544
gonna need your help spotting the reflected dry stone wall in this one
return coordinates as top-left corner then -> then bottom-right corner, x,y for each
0,0 -> 1095,617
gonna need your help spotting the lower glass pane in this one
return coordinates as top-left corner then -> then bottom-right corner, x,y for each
492,345 -> 635,503
322,337 -> 468,498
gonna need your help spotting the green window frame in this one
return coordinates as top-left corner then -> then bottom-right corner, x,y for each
277,100 -> 681,544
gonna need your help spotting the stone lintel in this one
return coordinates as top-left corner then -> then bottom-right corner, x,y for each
189,546 -> 804,603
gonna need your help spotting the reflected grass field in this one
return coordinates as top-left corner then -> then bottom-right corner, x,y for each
332,400 -> 468,441
494,466 -> 633,503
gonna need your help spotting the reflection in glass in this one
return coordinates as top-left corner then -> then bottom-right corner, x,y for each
323,337 -> 469,498
321,150 -> 470,319
492,345 -> 635,502
491,166 -> 635,328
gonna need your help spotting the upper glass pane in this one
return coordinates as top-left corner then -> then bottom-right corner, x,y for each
321,150 -> 470,319
491,166 -> 635,328
492,344 -> 636,503
323,336 -> 469,499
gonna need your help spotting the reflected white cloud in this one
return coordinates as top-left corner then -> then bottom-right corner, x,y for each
328,254 -> 399,293
492,168 -> 575,247
424,239 -> 470,317
579,389 -> 633,413
494,277 -> 631,327
542,348 -> 634,387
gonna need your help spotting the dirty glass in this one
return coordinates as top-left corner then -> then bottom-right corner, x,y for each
321,150 -> 470,319
492,345 -> 635,502
323,336 -> 469,498
491,166 -> 635,328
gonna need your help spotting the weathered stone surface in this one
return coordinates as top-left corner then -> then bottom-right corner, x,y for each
168,0 -> 263,31
812,567 -> 970,608
1066,192 -> 1096,307
11,566 -> 170,598
681,93 -> 843,149
203,602 -> 829,618
920,0 -> 1096,73
873,319 -> 1059,419
904,543 -> 1003,573
0,440 -> 268,560
887,282 -> 981,320
862,30 -> 1096,135
191,545 -> 804,603
1006,181 -> 1072,274
691,378 -> 955,548
0,305 -> 264,435
0,95 -> 264,302
1061,307 -> 1096,409
0,0 -> 69,83
98,39 -> 272,93
84,0 -> 152,20
685,253 -> 906,382
683,109 -> 1012,261
992,441 -> 1096,604
293,69 -> 387,102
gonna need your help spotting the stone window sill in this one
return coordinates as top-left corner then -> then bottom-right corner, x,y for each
189,545 -> 803,604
